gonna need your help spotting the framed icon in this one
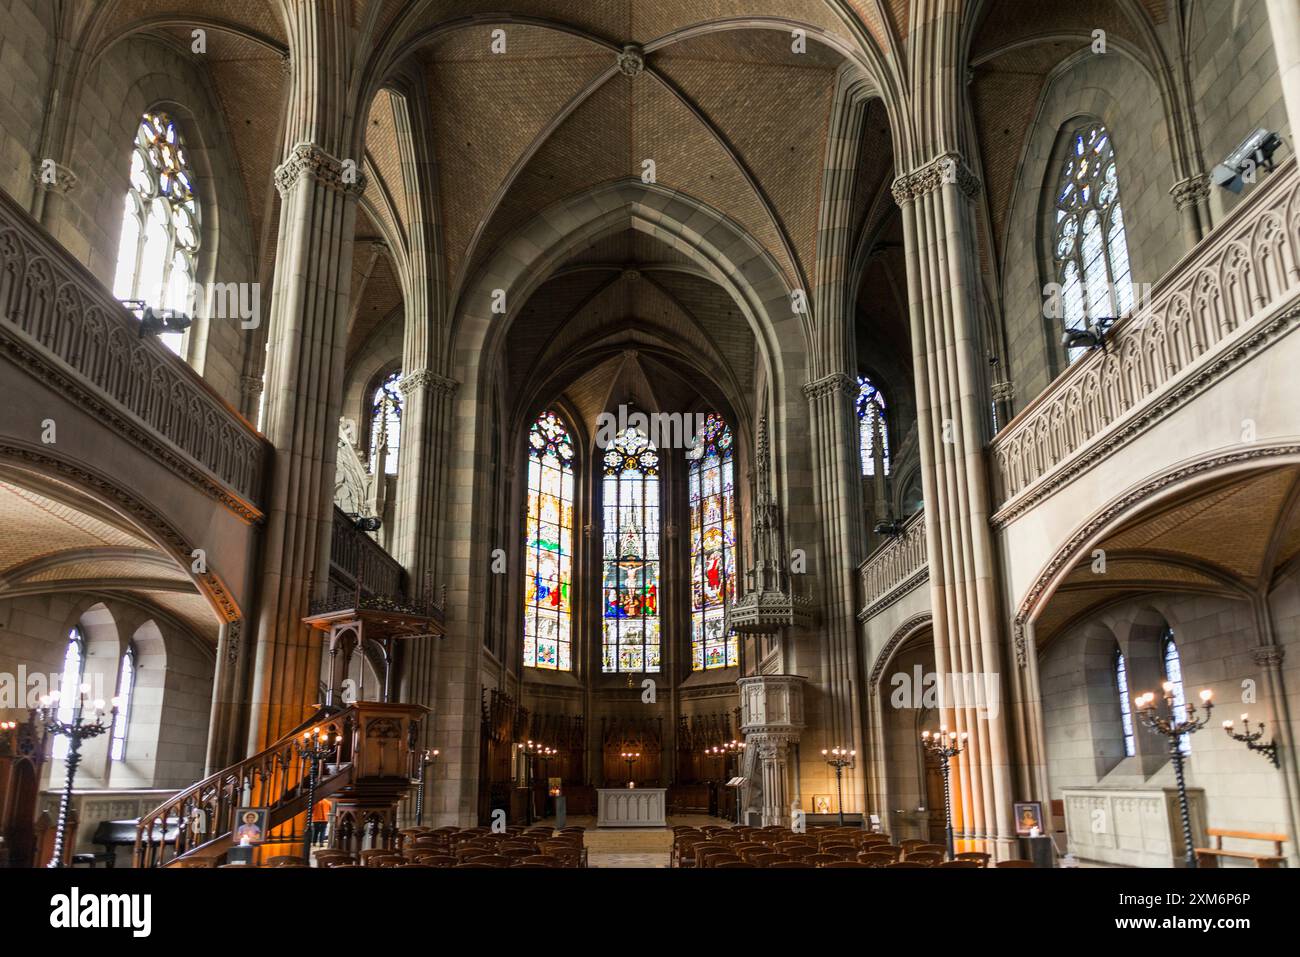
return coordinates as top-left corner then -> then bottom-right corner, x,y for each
1013,801 -> 1045,836
812,794 -> 832,814
234,807 -> 267,845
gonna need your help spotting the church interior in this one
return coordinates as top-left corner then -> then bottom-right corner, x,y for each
1,0 -> 1300,900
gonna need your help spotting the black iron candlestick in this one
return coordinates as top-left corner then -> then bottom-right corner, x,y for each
295,726 -> 337,862
921,728 -> 966,860
414,747 -> 440,825
621,750 -> 640,787
821,746 -> 856,827
37,690 -> 117,868
1223,714 -> 1279,767
1135,684 -> 1214,868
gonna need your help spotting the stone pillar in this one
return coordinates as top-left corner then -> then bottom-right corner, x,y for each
1267,0 -> 1300,140
245,143 -> 363,751
801,373 -> 867,816
739,675 -> 806,826
892,153 -> 1015,856
1170,175 -> 1211,250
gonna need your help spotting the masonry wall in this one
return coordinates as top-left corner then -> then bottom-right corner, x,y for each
0,592 -> 214,790
1040,583 -> 1300,864
0,0 -> 53,210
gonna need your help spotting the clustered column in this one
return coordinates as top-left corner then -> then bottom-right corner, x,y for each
892,153 -> 1015,855
245,143 -> 363,751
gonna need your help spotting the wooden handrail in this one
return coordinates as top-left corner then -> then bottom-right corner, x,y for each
132,704 -> 355,867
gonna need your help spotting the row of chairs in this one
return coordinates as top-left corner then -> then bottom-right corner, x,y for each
673,825 -> 1033,868
314,824 -> 588,869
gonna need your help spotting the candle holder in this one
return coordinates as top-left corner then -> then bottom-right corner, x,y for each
620,751 -> 640,788
920,728 -> 966,860
1134,684 -> 1214,868
37,689 -> 118,868
821,746 -> 856,828
1222,714 -> 1278,768
295,725 -> 338,862
414,747 -> 440,825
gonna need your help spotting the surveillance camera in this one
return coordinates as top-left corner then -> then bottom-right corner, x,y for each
1213,128 -> 1284,193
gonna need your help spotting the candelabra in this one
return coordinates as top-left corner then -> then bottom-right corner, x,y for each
1223,714 -> 1279,767
414,747 -> 440,826
295,726 -> 338,862
920,728 -> 966,860
821,746 -> 856,827
37,689 -> 118,868
620,751 -> 640,788
1134,683 -> 1214,868
705,740 -> 745,823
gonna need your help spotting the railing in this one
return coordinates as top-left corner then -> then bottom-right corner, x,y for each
133,705 -> 356,867
991,157 -> 1300,510
0,189 -> 267,508
330,505 -> 406,598
858,509 -> 927,617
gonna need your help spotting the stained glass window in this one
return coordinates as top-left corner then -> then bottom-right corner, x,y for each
1052,122 -> 1133,363
688,414 -> 737,670
52,628 -> 85,761
602,427 -> 661,673
1163,629 -> 1190,756
369,371 -> 402,475
1115,647 -> 1136,758
110,644 -> 135,761
523,411 -> 574,671
857,375 -> 889,476
112,112 -> 200,356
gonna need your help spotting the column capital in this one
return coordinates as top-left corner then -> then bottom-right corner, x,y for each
990,379 -> 1016,403
1252,645 -> 1286,667
31,160 -> 77,194
274,142 -> 367,196
239,374 -> 264,400
801,371 -> 857,401
891,152 -> 981,205
398,369 -> 459,398
1169,173 -> 1211,211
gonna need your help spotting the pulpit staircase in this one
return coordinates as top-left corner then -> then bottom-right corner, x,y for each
133,700 -> 427,867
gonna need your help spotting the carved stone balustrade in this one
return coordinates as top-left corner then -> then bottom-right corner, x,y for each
858,509 -> 927,620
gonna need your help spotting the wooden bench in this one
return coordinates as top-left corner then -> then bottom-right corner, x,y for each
1195,828 -> 1288,868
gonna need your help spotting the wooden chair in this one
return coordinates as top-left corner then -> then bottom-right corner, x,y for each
781,845 -> 816,860
858,851 -> 895,867
823,844 -> 858,859
911,843 -> 945,856
469,855 -> 513,868
825,860 -> 869,868
905,851 -> 943,866
900,838 -> 928,853
768,859 -> 810,868
454,862 -> 494,868
955,852 -> 991,867
996,859 -> 1035,868
871,844 -> 903,861
413,854 -> 456,867
521,855 -> 560,867
168,860 -> 211,868
264,856 -> 309,867
752,853 -> 787,868
699,848 -> 739,868
807,854 -> 842,867
886,861 -> 928,868
938,859 -> 982,868
715,860 -> 751,868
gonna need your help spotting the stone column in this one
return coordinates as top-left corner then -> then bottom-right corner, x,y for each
1170,175 -> 1211,250
802,373 -> 867,816
1267,0 -> 1300,140
245,143 -> 363,751
893,153 -> 1015,856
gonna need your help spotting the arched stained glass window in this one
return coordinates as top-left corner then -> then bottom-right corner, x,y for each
52,628 -> 85,761
523,411 -> 574,671
688,414 -> 737,670
857,376 -> 889,477
112,111 -> 200,356
369,371 -> 402,475
1163,629 -> 1190,756
602,427 -> 661,673
110,644 -> 135,761
1115,646 -> 1136,758
1053,122 -> 1133,363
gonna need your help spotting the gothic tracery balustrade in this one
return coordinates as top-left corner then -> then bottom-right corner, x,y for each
0,189 -> 267,512
990,157 -> 1300,511
858,509 -> 927,617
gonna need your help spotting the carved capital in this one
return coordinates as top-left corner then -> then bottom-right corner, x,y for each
274,142 -> 367,196
1252,645 -> 1285,668
224,619 -> 242,664
802,372 -> 856,402
1169,173 -> 1211,211
239,374 -> 264,400
31,160 -> 77,194
398,369 -> 458,398
616,44 -> 645,77
892,152 -> 981,205
990,379 -> 1016,403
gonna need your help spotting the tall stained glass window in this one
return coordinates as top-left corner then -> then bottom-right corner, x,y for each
857,375 -> 889,476
1163,629 -> 1190,756
369,371 -> 402,475
688,414 -> 737,670
523,411 -> 574,671
1115,647 -> 1136,758
110,644 -> 135,761
602,427 -> 660,673
1052,122 -> 1133,362
112,111 -> 200,356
